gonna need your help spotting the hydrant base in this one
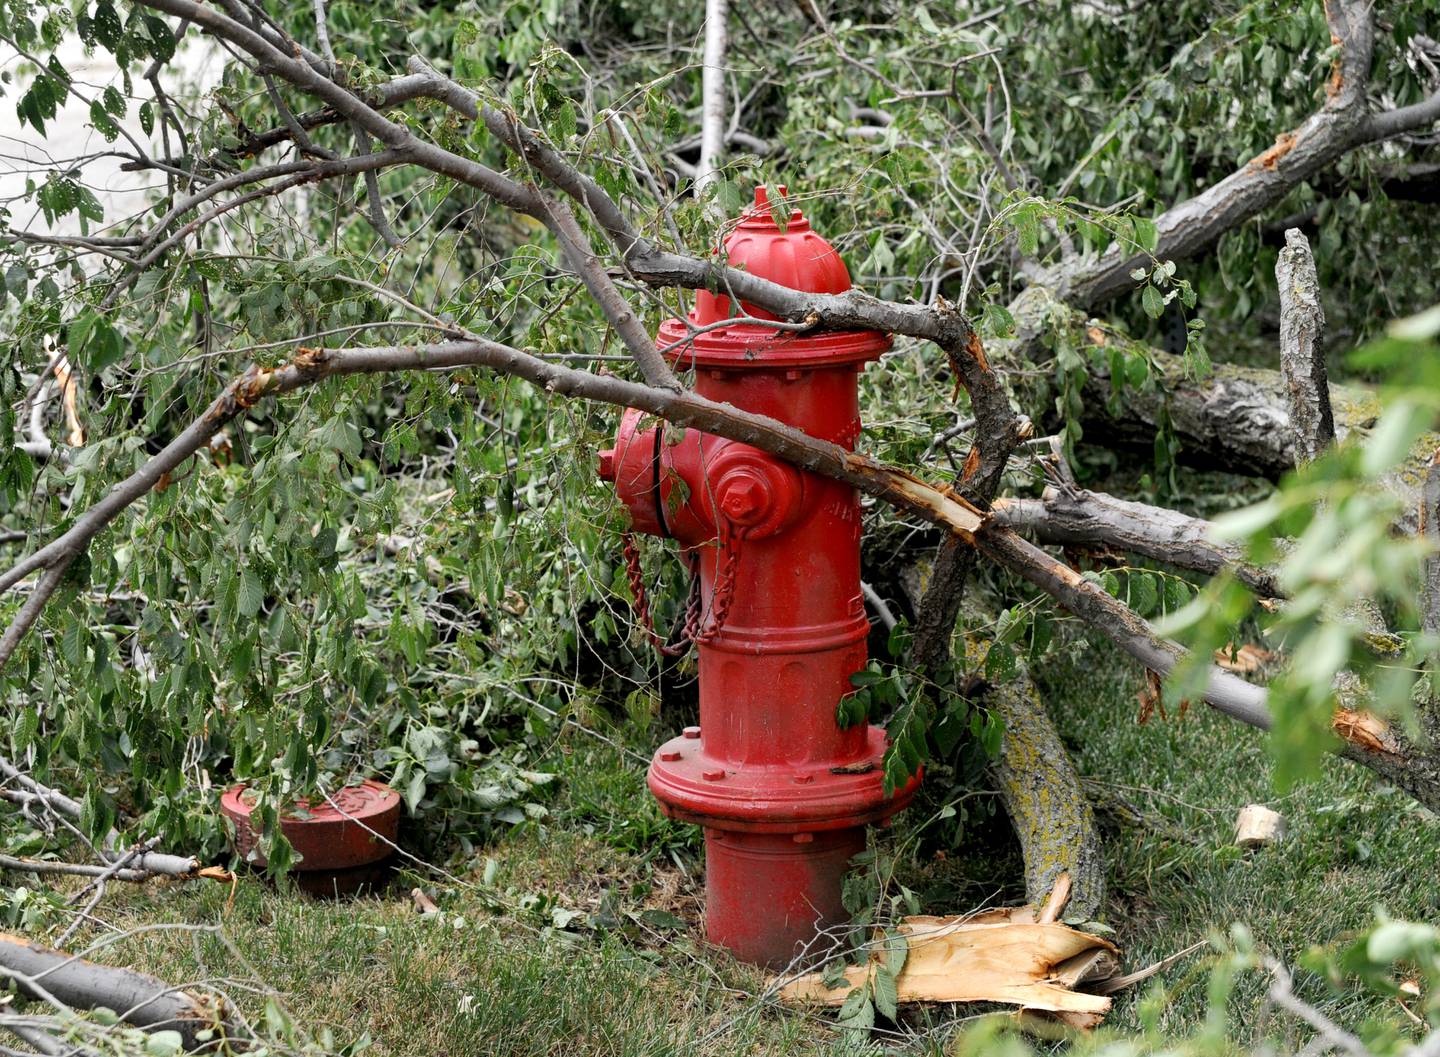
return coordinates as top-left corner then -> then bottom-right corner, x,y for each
704,826 -> 865,969
648,724 -> 917,833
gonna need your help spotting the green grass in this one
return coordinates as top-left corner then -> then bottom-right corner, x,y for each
96,831 -> 831,1057
1034,638 -> 1440,1042
72,634 -> 1440,1055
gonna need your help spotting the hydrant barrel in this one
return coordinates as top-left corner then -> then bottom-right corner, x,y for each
601,187 -> 920,967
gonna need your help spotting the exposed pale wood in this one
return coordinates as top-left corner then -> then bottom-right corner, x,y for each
1213,644 -> 1277,675
1235,804 -> 1286,848
779,916 -> 1117,1019
1036,872 -> 1072,925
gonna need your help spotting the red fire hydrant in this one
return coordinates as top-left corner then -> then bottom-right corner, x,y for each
598,187 -> 919,967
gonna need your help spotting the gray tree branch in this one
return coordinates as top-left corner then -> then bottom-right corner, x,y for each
1276,228 -> 1335,463
1052,3 -> 1439,310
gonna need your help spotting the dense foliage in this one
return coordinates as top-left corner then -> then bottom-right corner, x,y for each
0,0 -> 1436,882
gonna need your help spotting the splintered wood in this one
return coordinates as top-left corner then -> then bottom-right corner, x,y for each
777,901 -> 1122,1031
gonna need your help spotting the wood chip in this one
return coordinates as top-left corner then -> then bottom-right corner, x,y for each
1332,709 -> 1395,755
1036,872 -> 1071,925
1213,643 -> 1274,674
1235,804 -> 1286,848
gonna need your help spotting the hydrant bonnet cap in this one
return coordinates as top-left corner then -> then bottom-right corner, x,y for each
673,186 -> 891,368
692,185 -> 852,326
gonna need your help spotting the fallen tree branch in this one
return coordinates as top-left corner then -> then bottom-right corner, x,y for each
974,525 -> 1440,812
1053,3 -> 1439,310
992,486 -> 1283,598
0,758 -> 225,884
0,336 -> 985,672
0,933 -> 241,1051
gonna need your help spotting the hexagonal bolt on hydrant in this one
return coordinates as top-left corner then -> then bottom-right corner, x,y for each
599,186 -> 920,968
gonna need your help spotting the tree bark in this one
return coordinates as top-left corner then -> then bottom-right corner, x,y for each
1276,228 -> 1335,463
0,934 -> 240,1050
992,486 -> 1283,598
1421,449 -> 1440,740
972,643 -> 1104,920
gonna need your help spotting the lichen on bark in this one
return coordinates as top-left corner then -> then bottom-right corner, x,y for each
964,636 -> 1105,919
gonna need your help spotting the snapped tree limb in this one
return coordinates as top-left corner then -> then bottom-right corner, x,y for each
1050,0 -> 1439,310
0,933 -> 241,1051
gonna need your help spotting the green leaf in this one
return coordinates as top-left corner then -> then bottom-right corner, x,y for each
1128,572 -> 1158,616
638,909 -> 686,929
984,642 -> 1016,681
405,768 -> 426,811
1141,283 -> 1165,319
93,1 -> 122,49
883,927 -> 908,978
143,15 -> 176,61
1015,208 -> 1040,257
74,315 -> 124,371
1133,216 -> 1159,251
315,416 -> 363,460
144,1030 -> 184,1057
873,966 -> 898,1020
238,567 -> 265,619
89,98 -> 119,141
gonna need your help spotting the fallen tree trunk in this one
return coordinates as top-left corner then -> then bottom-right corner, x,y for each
976,647 -> 1105,921
0,934 -> 241,1051
1003,286 -> 1437,530
896,557 -> 1105,921
992,486 -> 1282,598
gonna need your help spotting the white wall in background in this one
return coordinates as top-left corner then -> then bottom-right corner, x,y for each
0,35 -> 222,237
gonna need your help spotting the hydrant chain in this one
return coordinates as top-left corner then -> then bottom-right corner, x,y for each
621,524 -> 742,655
686,519 -> 741,647
620,530 -> 692,657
